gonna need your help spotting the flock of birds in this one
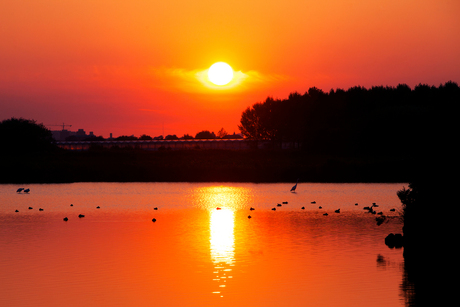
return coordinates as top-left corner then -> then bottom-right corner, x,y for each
15,188 -> 99,221
244,201 -> 396,219
14,182 -> 397,223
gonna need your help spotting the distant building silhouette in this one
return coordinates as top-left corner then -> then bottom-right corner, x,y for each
51,128 -> 98,141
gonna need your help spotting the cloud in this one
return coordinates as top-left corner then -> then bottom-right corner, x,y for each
149,66 -> 289,93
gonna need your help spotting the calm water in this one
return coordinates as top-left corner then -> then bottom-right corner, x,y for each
0,183 -> 409,306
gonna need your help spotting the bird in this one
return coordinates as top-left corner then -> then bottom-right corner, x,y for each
78,214 -> 85,218
154,207 -> 158,210
63,217 -> 68,221
282,201 -> 288,204
301,206 -> 305,210
319,206 -> 322,209
277,203 -> 282,207
271,207 -> 276,211
248,215 -> 252,219
323,213 -> 329,216
355,203 -> 359,206
335,209 -> 340,213
39,208 -> 44,211
311,201 -> 316,204
152,218 -> 157,222
290,179 -> 299,192
16,188 -> 24,193
23,189 -> 30,193
390,208 -> 396,212
216,207 -> 221,210
28,207 -> 33,210
15,209 -> 19,212
96,206 -> 100,209
250,207 -> 255,211
70,204 -> 73,206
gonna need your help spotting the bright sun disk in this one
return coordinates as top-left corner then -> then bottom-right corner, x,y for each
208,62 -> 234,86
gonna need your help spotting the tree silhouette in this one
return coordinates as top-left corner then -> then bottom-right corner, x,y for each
217,128 -> 228,139
238,81 -> 459,155
0,117 -> 55,155
195,130 -> 216,139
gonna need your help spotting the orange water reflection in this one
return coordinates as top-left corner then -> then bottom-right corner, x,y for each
192,186 -> 251,297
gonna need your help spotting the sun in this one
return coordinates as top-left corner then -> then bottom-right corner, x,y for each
208,62 -> 234,86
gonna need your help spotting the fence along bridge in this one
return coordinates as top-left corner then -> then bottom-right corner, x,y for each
56,139 -> 271,151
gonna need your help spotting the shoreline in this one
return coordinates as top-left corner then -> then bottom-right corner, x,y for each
1,149 -> 415,184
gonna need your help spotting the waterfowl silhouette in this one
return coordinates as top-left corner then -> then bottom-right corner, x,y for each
63,217 -> 68,221
250,207 -> 255,211
290,179 -> 299,192
390,208 -> 396,212
28,207 -> 33,210
248,215 -> 252,219
70,204 -> 73,206
78,214 -> 85,218
311,201 -> 316,204
301,207 -> 305,210
282,201 -> 288,204
152,218 -> 157,222
319,206 -> 322,209
335,209 -> 340,213
39,208 -> 44,211
271,207 -> 276,211
154,207 -> 158,210
24,189 -> 30,193
96,206 -> 100,209
277,204 -> 282,207
323,213 -> 328,216
15,209 -> 19,212
16,188 -> 24,193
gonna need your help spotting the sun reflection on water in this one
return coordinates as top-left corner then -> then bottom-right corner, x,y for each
192,186 -> 252,297
210,208 -> 235,265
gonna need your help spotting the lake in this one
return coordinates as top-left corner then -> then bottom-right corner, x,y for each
0,182 -> 411,306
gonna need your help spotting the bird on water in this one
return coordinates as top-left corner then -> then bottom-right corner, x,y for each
290,179 -> 299,192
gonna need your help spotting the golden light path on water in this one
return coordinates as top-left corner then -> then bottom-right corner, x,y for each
192,186 -> 251,297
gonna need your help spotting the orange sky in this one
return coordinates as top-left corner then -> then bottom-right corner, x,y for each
1,0 -> 459,138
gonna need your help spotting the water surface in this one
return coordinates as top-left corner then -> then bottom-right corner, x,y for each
0,183 -> 407,306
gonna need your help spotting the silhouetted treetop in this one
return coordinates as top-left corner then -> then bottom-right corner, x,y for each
0,117 -> 56,155
238,81 -> 459,154
195,130 -> 216,139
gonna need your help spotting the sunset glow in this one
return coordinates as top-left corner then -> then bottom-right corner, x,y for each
1,0 -> 459,137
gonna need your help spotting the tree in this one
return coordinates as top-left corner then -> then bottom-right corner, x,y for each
181,134 -> 194,139
238,97 -> 278,140
195,130 -> 216,139
139,134 -> 153,140
217,128 -> 228,139
165,134 -> 179,140
116,135 -> 138,140
0,117 -> 55,155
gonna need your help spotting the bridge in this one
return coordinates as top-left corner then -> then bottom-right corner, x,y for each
56,139 -> 279,151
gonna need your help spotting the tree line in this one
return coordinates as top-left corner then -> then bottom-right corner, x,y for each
238,81 -> 458,156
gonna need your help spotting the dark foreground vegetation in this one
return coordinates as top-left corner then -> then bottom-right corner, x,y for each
1,81 -> 456,184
